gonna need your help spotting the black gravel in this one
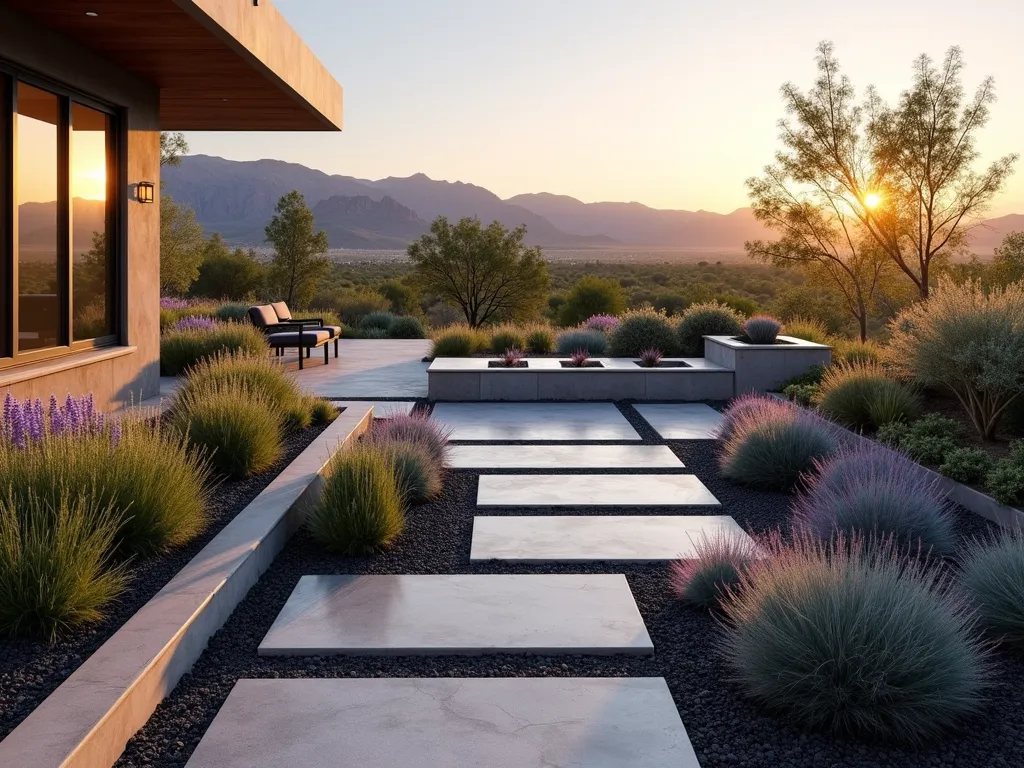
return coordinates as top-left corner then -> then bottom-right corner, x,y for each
113,402 -> 1024,768
0,423 -> 327,740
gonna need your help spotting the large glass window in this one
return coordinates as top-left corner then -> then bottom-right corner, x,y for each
0,67 -> 119,366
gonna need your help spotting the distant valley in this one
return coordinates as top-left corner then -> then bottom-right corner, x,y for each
162,155 -> 1021,255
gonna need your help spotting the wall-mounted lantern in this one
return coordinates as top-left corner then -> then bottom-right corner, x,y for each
136,181 -> 155,204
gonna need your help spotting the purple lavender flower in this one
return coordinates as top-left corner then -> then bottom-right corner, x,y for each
160,296 -> 192,310
174,315 -> 218,332
110,421 -> 122,448
1,392 -> 111,448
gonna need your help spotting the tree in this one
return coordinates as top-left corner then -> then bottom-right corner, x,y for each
264,191 -> 330,306
160,194 -> 205,295
190,234 -> 266,300
987,232 -> 1024,287
755,42 -> 1016,302
407,216 -> 549,327
559,275 -> 626,325
160,132 -> 188,167
378,279 -> 421,315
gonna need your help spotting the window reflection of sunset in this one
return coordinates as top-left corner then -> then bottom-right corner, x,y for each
73,124 -> 107,201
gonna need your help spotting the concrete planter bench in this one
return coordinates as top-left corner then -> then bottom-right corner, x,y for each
704,335 -> 832,394
427,357 -> 734,401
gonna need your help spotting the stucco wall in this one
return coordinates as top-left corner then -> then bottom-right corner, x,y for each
0,6 -> 161,409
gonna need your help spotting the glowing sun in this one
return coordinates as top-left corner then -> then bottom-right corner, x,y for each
864,193 -> 882,210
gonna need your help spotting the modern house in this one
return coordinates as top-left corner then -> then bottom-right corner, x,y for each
0,0 -> 342,407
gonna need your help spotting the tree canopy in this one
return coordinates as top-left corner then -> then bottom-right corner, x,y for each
265,190 -> 330,306
160,194 -> 205,295
160,132 -> 189,167
190,234 -> 266,300
559,275 -> 627,325
407,216 -> 549,328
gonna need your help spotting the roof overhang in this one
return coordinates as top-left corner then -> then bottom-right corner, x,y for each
4,0 -> 343,131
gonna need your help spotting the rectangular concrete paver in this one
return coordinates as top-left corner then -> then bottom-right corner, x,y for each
185,677 -> 699,768
477,474 -> 720,507
431,402 -> 640,441
635,403 -> 724,439
334,400 -> 416,418
471,515 -> 751,562
447,444 -> 683,469
258,574 -> 652,656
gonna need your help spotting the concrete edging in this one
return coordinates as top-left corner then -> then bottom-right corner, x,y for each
0,404 -> 374,768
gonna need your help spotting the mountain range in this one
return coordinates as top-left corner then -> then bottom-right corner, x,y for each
162,155 -> 1021,254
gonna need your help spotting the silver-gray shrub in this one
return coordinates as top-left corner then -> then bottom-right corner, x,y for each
555,329 -> 607,356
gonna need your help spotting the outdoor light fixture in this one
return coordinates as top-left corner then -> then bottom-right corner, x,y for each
85,11 -> 98,17
136,181 -> 155,204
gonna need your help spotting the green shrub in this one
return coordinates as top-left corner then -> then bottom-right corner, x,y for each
985,462 -> 1024,507
940,448 -> 995,485
814,361 -> 920,430
334,289 -> 391,325
609,309 -> 678,357
676,301 -> 744,356
387,315 -> 426,339
360,327 -> 389,339
783,317 -> 831,345
783,383 -> 818,406
884,413 -> 964,466
720,533 -> 990,743
489,325 -> 528,354
556,329 -> 607,356
670,532 -> 757,610
308,444 -> 404,554
359,310 -> 396,333
308,397 -> 339,425
430,325 -> 488,357
168,382 -> 283,479
886,279 -> 1024,440
160,324 -> 269,376
215,302 -> 250,323
782,363 -> 827,388
525,326 -> 555,354
0,491 -> 129,639
383,440 -> 443,503
960,533 -> 1024,646
558,276 -> 626,326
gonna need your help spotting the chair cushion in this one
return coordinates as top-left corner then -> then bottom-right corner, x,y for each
322,325 -> 342,338
248,304 -> 279,328
266,329 -> 331,347
270,301 -> 292,321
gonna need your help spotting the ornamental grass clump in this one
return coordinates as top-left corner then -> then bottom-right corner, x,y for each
160,323 -> 269,376
814,361 -> 920,430
670,532 -> 758,610
719,532 -> 991,744
675,301 -> 744,356
381,440 -> 443,504
372,412 -> 451,465
566,349 -> 591,367
792,443 -> 956,555
0,491 -> 129,639
719,400 -> 838,491
716,393 -> 793,442
885,279 -> 1024,440
783,317 -> 830,345
490,326 -> 528,354
359,310 -> 396,333
637,348 -> 663,367
430,325 -> 488,357
498,348 -> 525,367
743,315 -> 783,344
307,397 -> 339,425
525,325 -> 555,354
960,533 -> 1024,647
308,444 -> 404,554
555,329 -> 607,356
168,380 -> 283,479
609,308 -> 678,357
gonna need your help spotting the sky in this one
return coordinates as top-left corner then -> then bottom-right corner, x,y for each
180,0 -> 1024,216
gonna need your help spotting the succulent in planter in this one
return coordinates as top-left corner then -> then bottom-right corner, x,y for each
567,348 -> 590,367
500,347 -> 525,367
638,348 -> 663,368
743,315 -> 783,344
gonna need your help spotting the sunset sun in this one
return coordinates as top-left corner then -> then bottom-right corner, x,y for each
864,192 -> 882,210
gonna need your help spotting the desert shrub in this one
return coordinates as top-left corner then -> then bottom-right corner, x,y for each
308,444 -> 404,554
743,315 -> 783,344
985,447 -> 1024,506
382,440 -> 443,503
215,302 -> 250,323
387,315 -> 425,339
172,352 -> 305,423
960,533 -> 1024,646
431,325 -> 488,357
719,533 -> 990,743
168,381 -> 283,479
880,413 -> 963,466
490,325 -> 528,353
782,363 -> 827,388
670,532 -> 758,610
783,383 -> 818,406
676,301 -> 744,356
814,361 -> 920,430
886,279 -> 1024,440
556,329 -> 607,356
793,443 -> 955,555
307,397 -> 339,425
719,403 -> 838,491
0,492 -> 129,639
372,412 -> 451,465
359,327 -> 389,339
160,323 -> 268,376
833,338 -> 881,365
359,310 -> 396,333
334,289 -> 392,326
559,276 -> 627,326
584,314 -> 621,334
525,326 -> 555,354
783,317 -> 831,344
610,309 -> 678,356
940,447 -> 995,485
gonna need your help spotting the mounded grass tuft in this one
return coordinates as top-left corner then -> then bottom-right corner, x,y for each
743,315 -> 783,344
160,323 -> 269,376
555,329 -> 607,356
960,532 -> 1024,647
372,412 -> 451,465
381,439 -> 443,503
431,325 -> 488,357
675,301 -> 744,356
525,325 -> 555,354
717,393 -> 794,442
670,532 -> 758,610
783,317 -> 831,345
489,325 -> 528,354
814,361 -> 921,430
359,310 -> 396,332
173,351 -> 305,417
720,532 -> 991,743
307,397 -> 339,425
387,315 -> 425,339
308,444 -> 404,554
610,309 -> 678,357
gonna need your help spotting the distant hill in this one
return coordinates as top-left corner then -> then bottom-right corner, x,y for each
18,198 -> 106,257
311,195 -> 427,249
965,214 -> 1024,254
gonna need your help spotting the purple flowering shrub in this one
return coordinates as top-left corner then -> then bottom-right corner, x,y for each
160,296 -> 192,310
174,315 -> 219,333
2,393 -> 119,448
584,314 -> 621,334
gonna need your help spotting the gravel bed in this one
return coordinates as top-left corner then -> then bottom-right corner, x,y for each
0,423 -> 327,741
116,403 -> 1024,768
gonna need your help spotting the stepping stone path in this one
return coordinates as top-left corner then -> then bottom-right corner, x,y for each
186,678 -> 700,768
471,515 -> 752,562
333,400 -> 416,418
477,473 -> 720,507
259,574 -> 652,656
634,403 -> 724,439
431,402 -> 641,440
447,443 -> 683,468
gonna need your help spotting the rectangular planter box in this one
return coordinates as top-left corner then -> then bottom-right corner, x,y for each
704,335 -> 831,394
